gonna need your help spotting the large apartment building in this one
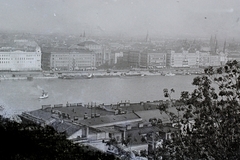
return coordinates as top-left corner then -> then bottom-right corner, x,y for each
123,51 -> 141,68
199,52 -> 227,67
41,46 -> 95,71
167,50 -> 228,68
113,51 -> 123,64
166,51 -> 199,68
78,41 -> 110,67
102,45 -> 111,65
141,52 -> 167,68
0,40 -> 41,71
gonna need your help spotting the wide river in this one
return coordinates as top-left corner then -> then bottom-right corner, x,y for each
0,75 -> 197,116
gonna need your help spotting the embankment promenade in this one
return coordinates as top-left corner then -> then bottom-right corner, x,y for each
0,68 -> 204,81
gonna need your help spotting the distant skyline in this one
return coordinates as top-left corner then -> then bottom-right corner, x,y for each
0,0 -> 240,40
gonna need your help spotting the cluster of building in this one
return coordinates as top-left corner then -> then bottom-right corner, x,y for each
115,49 -> 228,69
0,39 -> 111,71
41,41 -> 111,71
19,100 -> 186,158
0,34 -> 240,72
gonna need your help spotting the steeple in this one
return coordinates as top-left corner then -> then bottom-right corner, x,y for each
145,31 -> 149,42
210,35 -> 218,54
83,31 -> 86,37
214,39 -> 218,54
209,35 -> 214,53
210,35 -> 213,46
223,39 -> 226,53
79,31 -> 86,42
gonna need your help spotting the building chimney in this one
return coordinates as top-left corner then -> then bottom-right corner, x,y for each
115,109 -> 119,115
84,113 -> 88,119
138,123 -> 144,128
126,125 -> 131,130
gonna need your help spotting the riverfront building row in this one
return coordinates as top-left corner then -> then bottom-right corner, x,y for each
166,51 -> 227,68
118,50 -> 228,69
41,47 -> 96,71
0,38 -> 233,71
0,40 -> 111,71
42,41 -> 111,71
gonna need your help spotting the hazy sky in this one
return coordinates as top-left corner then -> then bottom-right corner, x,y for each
0,0 -> 239,39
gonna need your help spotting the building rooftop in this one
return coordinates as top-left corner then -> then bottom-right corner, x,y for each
97,126 -> 121,134
124,126 -> 161,145
25,109 -> 53,121
41,46 -> 92,53
53,105 -> 115,120
135,109 -> 170,123
51,120 -> 82,137
123,124 -> 179,145
20,109 -> 56,125
78,41 -> 99,46
0,39 -> 39,52
77,113 -> 142,128
105,101 -> 162,113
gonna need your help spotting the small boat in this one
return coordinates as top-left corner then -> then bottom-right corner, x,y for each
93,74 -> 120,78
58,74 -> 93,79
165,72 -> 176,76
39,90 -> 48,99
87,74 -> 93,79
123,72 -> 143,77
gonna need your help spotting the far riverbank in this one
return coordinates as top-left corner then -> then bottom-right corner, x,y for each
0,68 -> 204,81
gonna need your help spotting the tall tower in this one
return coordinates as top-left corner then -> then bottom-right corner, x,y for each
223,40 -> 226,53
214,39 -> 218,54
145,31 -> 149,42
83,31 -> 86,37
209,35 -> 213,46
209,35 -> 214,53
80,31 -> 86,42
210,35 -> 218,54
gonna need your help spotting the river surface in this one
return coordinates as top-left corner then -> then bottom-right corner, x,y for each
0,75 -> 197,116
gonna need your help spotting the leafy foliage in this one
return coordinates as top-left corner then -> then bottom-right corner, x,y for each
0,116 -> 118,160
158,60 -> 240,159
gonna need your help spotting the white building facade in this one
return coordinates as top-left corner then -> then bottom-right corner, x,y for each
141,52 -> 167,68
114,52 -> 123,64
50,51 -> 95,71
41,46 -> 96,71
0,47 -> 41,71
167,50 -> 227,68
78,41 -> 103,67
167,51 -> 199,68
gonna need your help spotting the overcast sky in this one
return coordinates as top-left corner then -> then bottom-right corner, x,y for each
0,0 -> 239,39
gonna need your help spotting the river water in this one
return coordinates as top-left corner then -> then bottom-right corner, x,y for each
0,75 -> 197,116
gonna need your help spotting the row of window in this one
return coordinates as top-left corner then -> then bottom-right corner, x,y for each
16,61 -> 32,64
0,58 -> 10,60
0,54 -> 40,57
26,54 -> 40,57
55,64 -> 92,67
54,57 -> 93,60
151,57 -> 165,60
0,61 -> 10,63
0,58 -> 36,60
52,54 -> 94,57
0,61 -> 40,64
53,61 -> 92,65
